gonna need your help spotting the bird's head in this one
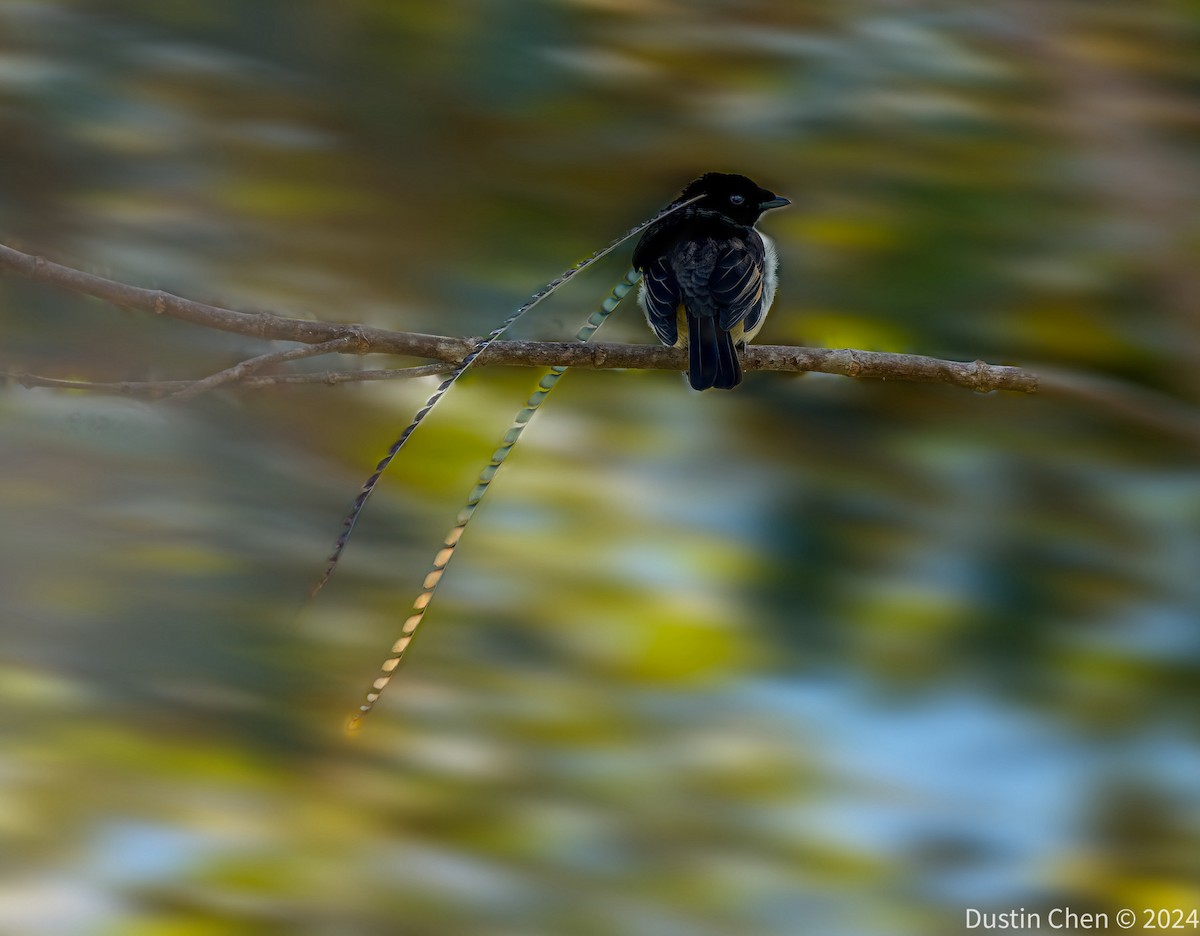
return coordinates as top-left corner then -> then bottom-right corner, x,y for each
678,172 -> 790,225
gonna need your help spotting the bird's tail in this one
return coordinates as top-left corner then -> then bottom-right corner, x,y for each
687,314 -> 741,391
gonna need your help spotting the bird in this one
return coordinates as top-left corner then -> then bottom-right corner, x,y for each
633,172 -> 789,390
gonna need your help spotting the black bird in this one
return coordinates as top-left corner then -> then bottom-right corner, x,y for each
633,172 -> 789,390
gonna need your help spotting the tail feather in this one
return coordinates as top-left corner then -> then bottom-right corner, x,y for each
687,314 -> 741,391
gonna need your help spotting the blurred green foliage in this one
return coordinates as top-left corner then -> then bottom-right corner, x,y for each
1,2 -> 1199,934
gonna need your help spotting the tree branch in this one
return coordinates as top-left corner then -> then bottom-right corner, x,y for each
0,241 -> 1036,391
5,240 -> 1200,446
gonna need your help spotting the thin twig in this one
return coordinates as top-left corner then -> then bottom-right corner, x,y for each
1,364 -> 454,396
166,335 -> 367,403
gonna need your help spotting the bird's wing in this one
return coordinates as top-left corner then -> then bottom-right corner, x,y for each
709,235 -> 767,331
640,255 -> 681,346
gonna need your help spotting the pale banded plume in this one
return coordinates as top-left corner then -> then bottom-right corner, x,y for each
307,193 -> 702,602
346,271 -> 641,732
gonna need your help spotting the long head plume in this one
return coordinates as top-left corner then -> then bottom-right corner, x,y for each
345,270 -> 641,732
307,192 -> 702,602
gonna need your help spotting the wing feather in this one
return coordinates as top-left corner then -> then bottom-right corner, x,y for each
639,256 -> 681,346
710,237 -> 767,331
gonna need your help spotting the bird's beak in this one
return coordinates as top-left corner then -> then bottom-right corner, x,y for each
760,195 -> 791,210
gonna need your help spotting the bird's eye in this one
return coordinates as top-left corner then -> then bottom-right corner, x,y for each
729,194 -> 745,205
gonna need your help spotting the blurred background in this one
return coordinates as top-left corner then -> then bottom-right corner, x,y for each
2,2 -> 1199,934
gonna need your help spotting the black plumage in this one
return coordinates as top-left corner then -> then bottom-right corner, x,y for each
633,172 -> 789,390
